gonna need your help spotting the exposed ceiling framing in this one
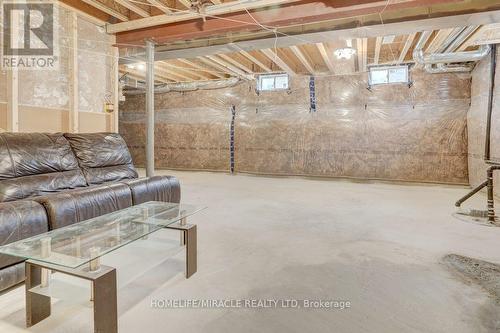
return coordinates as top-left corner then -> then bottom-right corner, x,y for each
58,0 -> 500,84
118,23 -> 494,84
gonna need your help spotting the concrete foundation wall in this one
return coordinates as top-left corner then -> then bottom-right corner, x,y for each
121,70 -> 470,184
468,51 -> 500,196
0,5 -> 116,133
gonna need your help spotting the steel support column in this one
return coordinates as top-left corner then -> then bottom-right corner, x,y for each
146,40 -> 155,177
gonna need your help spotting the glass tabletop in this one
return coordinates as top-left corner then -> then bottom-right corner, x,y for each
0,201 -> 205,269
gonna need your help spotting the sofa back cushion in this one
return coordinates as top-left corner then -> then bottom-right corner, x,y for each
64,133 -> 138,185
0,133 -> 87,202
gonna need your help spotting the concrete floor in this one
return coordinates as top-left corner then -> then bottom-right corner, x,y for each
1,170 -> 500,333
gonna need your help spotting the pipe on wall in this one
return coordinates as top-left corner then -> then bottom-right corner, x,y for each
413,28 -> 490,73
485,43 -> 497,163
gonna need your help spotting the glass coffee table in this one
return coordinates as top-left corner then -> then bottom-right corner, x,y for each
0,201 -> 205,333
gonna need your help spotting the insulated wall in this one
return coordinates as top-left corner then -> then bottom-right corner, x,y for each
468,51 -> 500,195
120,69 -> 470,184
0,5 -> 116,133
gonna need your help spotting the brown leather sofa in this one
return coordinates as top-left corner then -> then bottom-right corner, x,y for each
0,132 -> 180,291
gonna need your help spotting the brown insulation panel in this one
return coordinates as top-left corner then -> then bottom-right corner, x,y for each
120,69 -> 470,184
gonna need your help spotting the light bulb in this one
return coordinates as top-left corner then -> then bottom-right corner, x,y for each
334,47 -> 356,60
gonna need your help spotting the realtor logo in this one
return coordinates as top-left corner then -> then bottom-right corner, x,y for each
1,1 -> 59,70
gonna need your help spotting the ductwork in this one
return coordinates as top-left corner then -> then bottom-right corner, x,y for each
124,77 -> 242,95
424,63 -> 474,73
413,27 -> 490,73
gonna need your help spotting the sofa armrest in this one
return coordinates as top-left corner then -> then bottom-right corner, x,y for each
0,201 -> 48,269
121,176 -> 181,205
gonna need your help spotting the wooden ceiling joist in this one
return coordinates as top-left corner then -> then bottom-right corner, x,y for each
362,38 -> 367,71
316,43 -> 335,74
146,0 -> 172,14
159,62 -> 211,80
121,68 -> 171,83
177,0 -> 192,9
155,66 -> 194,81
80,0 -> 129,21
108,0 -> 299,33
115,0 -> 150,17
373,36 -> 382,65
290,45 -> 315,75
261,49 -> 295,75
205,55 -> 253,79
239,50 -> 272,72
356,38 -> 363,72
198,57 -> 236,78
177,59 -> 226,78
398,32 -> 417,64
426,28 -> 454,53
218,54 -> 254,74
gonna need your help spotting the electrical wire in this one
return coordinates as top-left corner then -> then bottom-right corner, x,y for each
0,0 -> 414,81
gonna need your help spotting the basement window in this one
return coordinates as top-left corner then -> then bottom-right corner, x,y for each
257,73 -> 289,92
369,65 -> 409,86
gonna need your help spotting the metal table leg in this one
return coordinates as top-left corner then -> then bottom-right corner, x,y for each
25,260 -> 117,333
166,222 -> 197,278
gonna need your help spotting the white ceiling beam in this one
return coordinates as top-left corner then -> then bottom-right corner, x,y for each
177,59 -> 226,78
239,50 -> 272,72
290,45 -> 315,74
211,0 -> 222,3
108,0 -> 300,33
218,54 -> 254,73
206,55 -> 254,80
115,0 -> 150,17
261,48 -> 295,75
81,0 -> 129,21
398,32 -> 416,64
373,36 -> 382,65
146,0 -> 172,14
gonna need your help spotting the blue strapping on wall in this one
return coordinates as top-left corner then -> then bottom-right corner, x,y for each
309,76 -> 317,113
230,105 -> 236,173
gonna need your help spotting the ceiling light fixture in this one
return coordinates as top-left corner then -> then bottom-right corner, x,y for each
334,47 -> 356,60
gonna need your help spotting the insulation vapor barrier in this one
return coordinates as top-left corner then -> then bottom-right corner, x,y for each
120,69 -> 470,184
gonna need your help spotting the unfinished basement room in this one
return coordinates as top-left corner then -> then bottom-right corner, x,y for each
2,0 -> 500,332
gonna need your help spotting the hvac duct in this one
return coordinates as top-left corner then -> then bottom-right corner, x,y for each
413,28 -> 490,73
424,63 -> 474,73
124,78 -> 242,95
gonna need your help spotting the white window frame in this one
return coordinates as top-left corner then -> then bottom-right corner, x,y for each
257,73 -> 289,92
368,65 -> 409,86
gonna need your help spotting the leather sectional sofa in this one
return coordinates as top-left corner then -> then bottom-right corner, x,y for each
0,132 -> 180,291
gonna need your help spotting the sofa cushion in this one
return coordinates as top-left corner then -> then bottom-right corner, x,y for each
0,133 -> 87,202
0,262 -> 24,292
64,133 -> 138,185
121,176 -> 181,205
35,183 -> 133,229
0,201 -> 49,270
